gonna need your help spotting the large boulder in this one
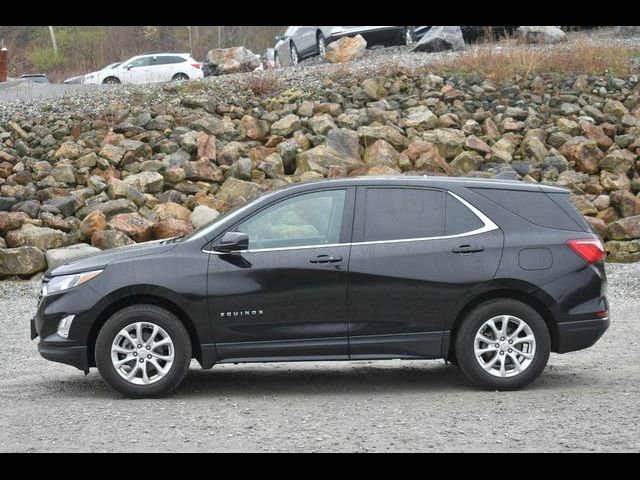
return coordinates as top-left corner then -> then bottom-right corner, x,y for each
0,247 -> 47,276
606,216 -> 640,241
153,219 -> 194,239
91,230 -> 135,250
412,26 -> 465,52
517,26 -> 567,44
190,205 -> 220,229
206,47 -> 261,75
606,240 -> 640,262
5,224 -> 65,251
325,35 -> 367,63
216,177 -> 263,204
108,213 -> 154,243
45,244 -> 101,271
559,137 -> 602,174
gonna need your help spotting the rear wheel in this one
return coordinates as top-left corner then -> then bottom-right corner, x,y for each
454,299 -> 550,390
95,304 -> 192,398
404,26 -> 416,45
172,73 -> 189,81
317,32 -> 327,58
102,76 -> 120,85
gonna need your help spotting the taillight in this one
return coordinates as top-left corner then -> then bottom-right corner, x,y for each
192,63 -> 201,69
567,239 -> 606,264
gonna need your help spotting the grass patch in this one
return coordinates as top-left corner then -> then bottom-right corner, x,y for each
433,34 -> 640,82
243,71 -> 282,98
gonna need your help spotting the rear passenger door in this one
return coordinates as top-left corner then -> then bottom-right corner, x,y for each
347,186 -> 504,359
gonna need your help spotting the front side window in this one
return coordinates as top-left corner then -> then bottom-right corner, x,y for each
236,190 -> 346,250
127,57 -> 151,68
364,188 -> 444,242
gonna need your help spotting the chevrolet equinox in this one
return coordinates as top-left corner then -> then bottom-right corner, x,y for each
31,177 -> 610,398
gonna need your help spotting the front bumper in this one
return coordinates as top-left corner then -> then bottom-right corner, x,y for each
38,343 -> 89,371
555,317 -> 610,353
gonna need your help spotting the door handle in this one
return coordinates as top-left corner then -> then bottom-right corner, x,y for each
452,245 -> 484,255
309,254 -> 343,264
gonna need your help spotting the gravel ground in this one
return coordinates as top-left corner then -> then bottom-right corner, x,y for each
2,27 -> 639,124
0,262 -> 638,452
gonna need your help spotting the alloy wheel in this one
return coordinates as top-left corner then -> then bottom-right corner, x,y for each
290,44 -> 298,65
110,322 -> 175,385
474,315 -> 536,378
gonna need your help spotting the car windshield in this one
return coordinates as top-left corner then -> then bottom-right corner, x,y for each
180,202 -> 253,242
104,62 -> 121,69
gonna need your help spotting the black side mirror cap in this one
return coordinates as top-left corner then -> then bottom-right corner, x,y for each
214,232 -> 249,253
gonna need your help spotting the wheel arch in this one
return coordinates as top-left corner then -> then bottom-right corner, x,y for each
87,293 -> 202,368
448,286 -> 559,355
102,76 -> 120,84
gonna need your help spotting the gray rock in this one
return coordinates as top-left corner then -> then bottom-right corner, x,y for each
190,205 -> 220,229
45,244 -> 102,271
517,26 -> 567,44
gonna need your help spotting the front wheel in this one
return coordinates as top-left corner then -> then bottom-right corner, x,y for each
172,73 -> 189,81
95,304 -> 192,398
454,299 -> 550,390
290,43 -> 299,65
317,32 -> 326,58
274,52 -> 281,69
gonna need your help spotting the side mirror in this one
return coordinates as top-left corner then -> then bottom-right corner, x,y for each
214,232 -> 249,253
275,34 -> 283,42
125,65 -> 132,70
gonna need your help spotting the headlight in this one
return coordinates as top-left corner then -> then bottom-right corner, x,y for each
45,269 -> 103,295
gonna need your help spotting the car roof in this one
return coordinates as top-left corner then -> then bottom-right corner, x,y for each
270,176 -> 569,194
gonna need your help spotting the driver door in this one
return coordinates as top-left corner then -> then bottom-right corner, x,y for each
122,57 -> 151,84
206,187 -> 355,362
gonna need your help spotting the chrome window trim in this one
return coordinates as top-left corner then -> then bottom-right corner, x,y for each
202,191 -> 499,255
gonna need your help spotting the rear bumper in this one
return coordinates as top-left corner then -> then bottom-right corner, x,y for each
555,317 -> 610,353
38,343 -> 89,372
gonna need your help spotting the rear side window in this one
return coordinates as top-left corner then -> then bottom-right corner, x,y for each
445,194 -> 484,235
472,188 -> 585,232
364,188 -> 444,241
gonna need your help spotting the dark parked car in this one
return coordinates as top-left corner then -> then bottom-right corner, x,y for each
32,177 -> 609,398
274,26 -> 426,67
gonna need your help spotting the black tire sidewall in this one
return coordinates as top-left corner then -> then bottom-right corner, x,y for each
456,299 -> 550,390
95,305 -> 191,398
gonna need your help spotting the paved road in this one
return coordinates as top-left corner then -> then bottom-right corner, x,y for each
0,264 -> 638,452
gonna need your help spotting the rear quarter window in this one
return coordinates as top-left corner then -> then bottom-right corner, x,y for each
471,188 -> 586,232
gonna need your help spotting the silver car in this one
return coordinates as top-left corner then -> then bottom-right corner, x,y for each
274,26 -> 429,67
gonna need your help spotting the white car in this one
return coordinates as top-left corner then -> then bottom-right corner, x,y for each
82,62 -> 122,85
89,53 -> 204,85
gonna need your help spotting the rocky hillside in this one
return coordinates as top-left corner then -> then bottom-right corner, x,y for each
2,62 -> 640,276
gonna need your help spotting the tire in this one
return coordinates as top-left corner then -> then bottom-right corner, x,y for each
454,299 -> 550,391
403,26 -> 416,45
274,52 -> 281,69
290,43 -> 299,66
95,304 -> 192,398
102,77 -> 120,85
172,73 -> 189,81
317,32 -> 326,58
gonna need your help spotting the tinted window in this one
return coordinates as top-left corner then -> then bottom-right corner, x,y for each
156,56 -> 187,65
445,194 -> 484,235
364,188 -> 444,242
472,188 -> 584,231
236,190 -> 346,249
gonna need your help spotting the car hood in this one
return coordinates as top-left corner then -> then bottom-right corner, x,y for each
48,239 -> 178,277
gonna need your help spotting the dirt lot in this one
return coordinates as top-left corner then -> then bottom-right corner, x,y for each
0,263 -> 638,452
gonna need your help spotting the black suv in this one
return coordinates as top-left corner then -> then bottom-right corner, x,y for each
32,177 -> 609,398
